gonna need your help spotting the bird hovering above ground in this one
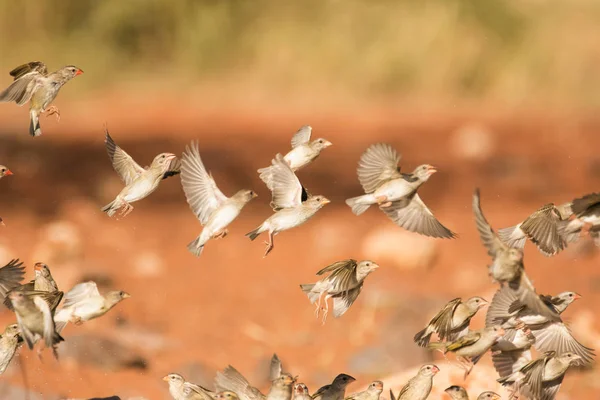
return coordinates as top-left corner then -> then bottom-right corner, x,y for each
258,125 -> 332,190
180,141 -> 257,256
0,61 -> 83,136
102,129 -> 179,218
345,143 -> 456,238
559,192 -> 600,246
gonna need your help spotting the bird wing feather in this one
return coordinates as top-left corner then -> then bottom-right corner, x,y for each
291,125 -> 312,148
531,322 -> 595,365
357,143 -> 402,193
62,282 -> 101,309
269,153 -> 303,210
473,189 -> 509,257
105,129 -> 146,186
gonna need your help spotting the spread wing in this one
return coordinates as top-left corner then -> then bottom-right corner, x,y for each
446,331 -> 481,352
316,259 -> 359,294
0,69 -> 45,105
269,154 -> 303,210
520,204 -> 567,256
0,259 -> 25,304
531,322 -> 595,366
33,295 -> 56,348
9,61 -> 48,80
511,273 -> 561,322
429,298 -> 462,340
381,193 -> 456,238
291,125 -> 312,148
571,192 -> 600,216
62,281 -> 101,308
332,285 -> 363,318
215,366 -> 265,400
181,141 -> 229,225
270,353 -> 282,381
473,189 -> 509,257
357,143 -> 402,193
492,347 -> 532,378
105,129 -> 145,186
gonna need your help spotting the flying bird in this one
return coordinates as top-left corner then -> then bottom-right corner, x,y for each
559,192 -> 600,246
180,141 -> 257,256
300,259 -> 379,323
0,259 -> 25,307
246,154 -> 329,257
102,129 -> 179,217
258,125 -> 332,190
345,143 -> 455,238
0,61 -> 83,136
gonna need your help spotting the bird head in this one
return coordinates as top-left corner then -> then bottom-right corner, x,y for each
368,381 -> 384,393
62,65 -> 84,79
559,352 -> 582,366
311,138 -> 333,151
216,391 -> 240,400
332,373 -> 355,388
234,189 -> 258,203
3,324 -> 20,337
413,164 -> 437,182
554,291 -> 581,306
477,392 -> 501,400
444,385 -> 467,400
489,325 -> 506,338
274,373 -> 296,387
419,364 -> 440,377
356,260 -> 379,281
34,262 -> 51,277
508,248 -> 524,263
152,153 -> 177,171
465,296 -> 488,311
305,195 -> 330,209
294,383 -> 309,396
163,373 -> 184,386
0,165 -> 13,178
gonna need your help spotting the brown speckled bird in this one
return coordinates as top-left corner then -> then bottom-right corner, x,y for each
102,129 -> 179,217
300,259 -> 379,323
559,192 -> 600,247
0,324 -> 22,375
246,154 -> 329,257
498,202 -> 572,256
414,296 -> 488,347
390,364 -> 438,400
0,61 -> 83,136
346,143 -> 455,238
180,141 -> 257,256
258,125 -> 332,190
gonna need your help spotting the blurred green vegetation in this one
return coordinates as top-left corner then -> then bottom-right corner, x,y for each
1,0 -> 600,106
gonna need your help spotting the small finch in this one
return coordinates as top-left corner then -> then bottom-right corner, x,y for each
246,154 -> 329,257
0,324 -> 22,375
344,381 -> 383,400
180,141 -> 257,256
215,365 -> 266,400
428,326 -> 505,379
486,287 -> 595,366
0,259 -> 25,307
53,281 -> 130,333
0,61 -> 83,136
3,261 -> 59,311
345,143 -> 455,238
498,202 -> 572,256
559,192 -> 600,246
102,129 -> 179,218
476,393 -> 501,400
267,373 -> 297,400
294,384 -> 312,400
9,290 -> 64,358
258,125 -> 332,190
414,296 -> 488,347
498,351 -> 581,400
300,259 -> 379,323
390,364 -> 438,400
163,373 -> 214,400
311,374 -> 355,400
487,321 -> 536,379
0,166 -> 13,179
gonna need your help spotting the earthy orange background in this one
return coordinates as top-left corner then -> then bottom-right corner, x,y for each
0,1 -> 599,399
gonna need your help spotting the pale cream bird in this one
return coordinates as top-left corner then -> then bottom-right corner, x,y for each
180,141 -> 257,256
0,324 -> 21,374
258,125 -> 332,190
163,373 -> 215,400
102,129 -> 179,217
53,281 -> 130,333
390,364 -> 439,400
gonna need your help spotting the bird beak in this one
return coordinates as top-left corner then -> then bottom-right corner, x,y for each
573,293 -> 582,300
122,292 -> 131,299
427,165 -> 437,174
251,192 -> 258,199
371,264 -> 380,270
323,140 -> 333,148
321,198 -> 331,205
491,395 -> 501,400
76,69 -> 84,76
33,263 -> 43,272
4,170 -> 12,176
480,299 -> 489,308
162,375 -> 169,381
432,366 -> 440,374
443,388 -> 451,394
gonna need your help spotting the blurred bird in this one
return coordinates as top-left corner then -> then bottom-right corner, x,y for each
414,296 -> 488,347
102,129 -> 179,217
390,364 -> 438,400
0,259 -> 25,306
258,125 -> 332,190
215,365 -> 265,400
559,192 -> 600,246
428,326 -> 505,378
267,373 -> 296,400
246,154 -> 329,257
0,324 -> 22,374
216,392 -> 241,400
294,384 -> 312,400
163,373 -> 215,400
300,259 -> 379,323
476,393 -> 501,400
0,61 -> 83,136
498,351 -> 581,400
3,261 -> 58,311
486,286 -> 595,366
180,141 -> 257,256
312,374 -> 356,400
54,281 -> 130,333
488,321 -> 536,379
345,381 -> 383,400
270,353 -> 283,381
345,143 -> 455,238
9,290 -> 63,358
498,202 -> 572,256
444,386 -> 469,400
0,166 -> 13,179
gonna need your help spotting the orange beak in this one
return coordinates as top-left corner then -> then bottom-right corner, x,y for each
33,263 -> 43,271
427,165 -> 437,174
75,69 -> 84,76
573,293 -> 582,300
4,170 -> 12,176
432,365 -> 440,374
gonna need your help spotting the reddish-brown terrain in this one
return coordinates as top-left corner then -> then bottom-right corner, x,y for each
0,96 -> 598,399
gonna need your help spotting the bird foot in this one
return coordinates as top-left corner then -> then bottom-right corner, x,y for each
119,203 -> 134,218
45,106 -> 61,122
262,243 -> 274,258
71,316 -> 83,326
214,229 -> 229,239
37,348 -> 44,362
321,309 -> 329,325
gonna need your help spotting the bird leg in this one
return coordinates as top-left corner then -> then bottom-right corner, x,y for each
321,297 -> 330,325
119,202 -> 134,218
458,357 -> 474,379
70,316 -> 83,326
375,195 -> 392,208
213,229 -> 229,239
44,106 -> 61,122
262,232 -> 274,257
314,292 -> 326,318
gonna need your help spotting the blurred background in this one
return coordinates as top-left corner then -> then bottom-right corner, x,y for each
0,0 -> 599,399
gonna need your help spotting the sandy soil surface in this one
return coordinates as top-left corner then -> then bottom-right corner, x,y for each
0,95 -> 598,399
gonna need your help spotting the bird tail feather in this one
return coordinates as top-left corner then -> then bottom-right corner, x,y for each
245,225 -> 264,241
53,309 -> 70,334
299,284 -> 320,303
426,342 -> 447,352
345,196 -> 371,216
187,236 -> 205,257
30,110 -> 41,137
101,199 -> 122,217
413,327 -> 433,347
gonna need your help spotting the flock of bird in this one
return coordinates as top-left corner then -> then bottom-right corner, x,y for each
0,62 -> 598,400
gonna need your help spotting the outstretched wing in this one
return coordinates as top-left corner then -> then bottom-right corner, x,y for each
105,129 -> 145,185
357,143 -> 402,193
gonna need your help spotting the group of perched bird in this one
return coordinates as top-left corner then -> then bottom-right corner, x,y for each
1,61 -> 599,399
